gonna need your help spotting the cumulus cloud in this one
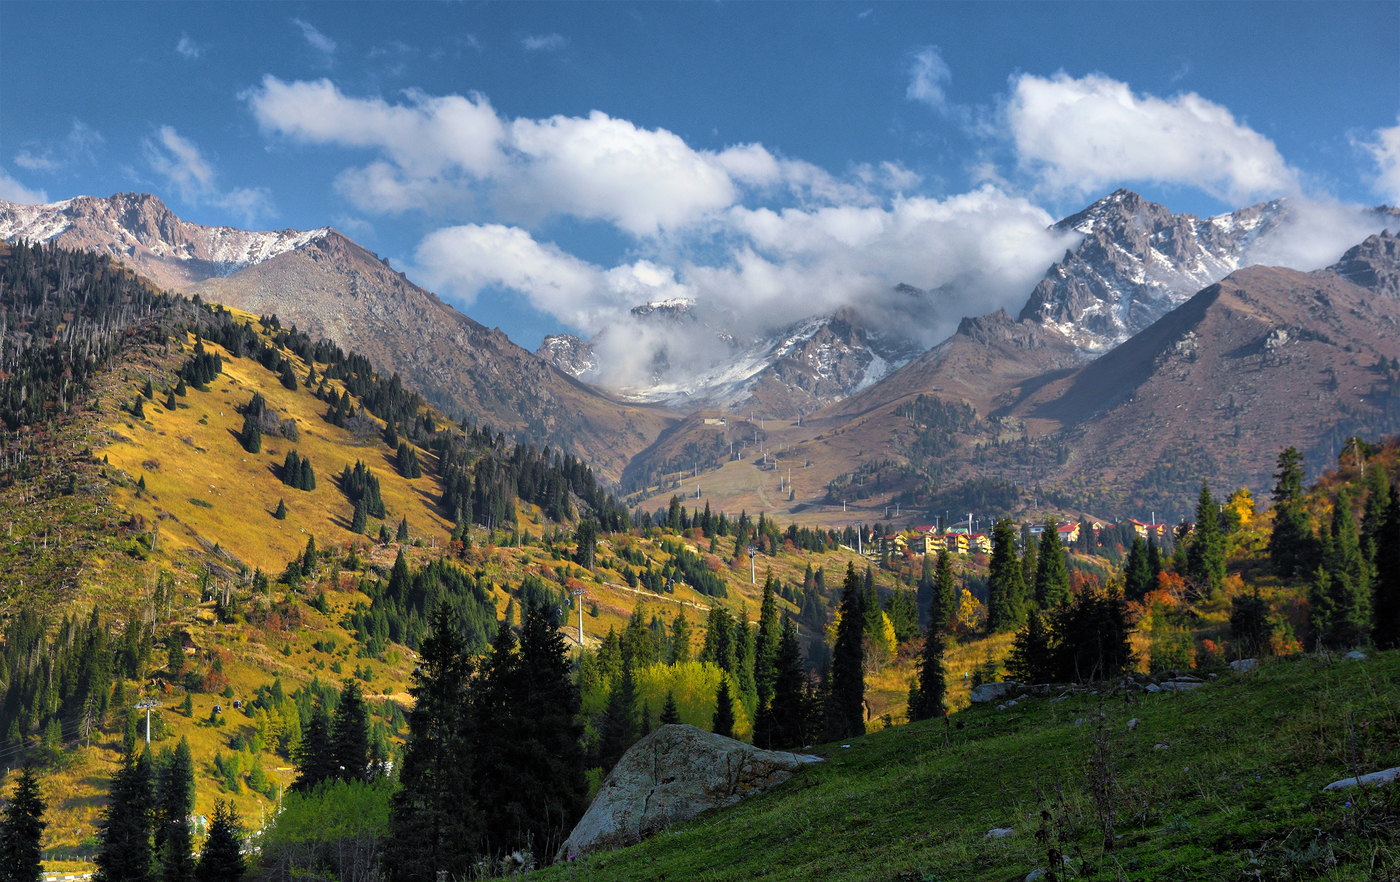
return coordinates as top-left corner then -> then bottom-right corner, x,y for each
521,33 -> 567,52
907,46 -> 952,111
0,170 -> 47,204
1245,196 -> 1399,272
293,19 -> 336,56
176,33 -> 204,60
144,125 -> 274,225
14,120 -> 104,173
1358,120 -> 1400,204
1005,72 -> 1298,203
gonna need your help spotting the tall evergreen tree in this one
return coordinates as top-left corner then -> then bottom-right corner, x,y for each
1123,534 -> 1152,602
754,578 -> 781,713
1146,530 -> 1162,582
909,624 -> 947,721
194,801 -> 244,882
1311,500 -> 1371,648
827,563 -> 867,740
238,412 -> 260,454
331,680 -> 370,782
1375,492 -> 1400,648
0,766 -> 46,882
986,519 -> 1025,631
1006,610 -> 1054,684
350,499 -> 368,534
93,750 -> 154,882
291,704 -> 336,792
155,738 -> 196,882
768,617 -> 808,749
929,550 -> 957,632
274,498 -> 287,520
1034,522 -> 1071,608
711,676 -> 736,739
1186,481 -> 1227,596
385,604 -> 478,882
597,666 -> 637,773
396,515 -> 410,544
669,611 -> 692,664
1361,465 -> 1391,564
660,691 -> 681,725
1269,447 -> 1314,577
1020,536 -> 1038,597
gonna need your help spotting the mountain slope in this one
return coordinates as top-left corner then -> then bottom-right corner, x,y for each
0,194 -> 675,482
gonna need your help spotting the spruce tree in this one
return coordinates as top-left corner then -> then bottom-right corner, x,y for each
1186,481 -> 1226,596
1007,610 -> 1053,683
133,397 -> 146,420
909,623 -> 947,721
384,603 -> 479,881
1146,531 -> 1162,582
350,499 -> 367,534
93,750 -> 154,882
660,691 -> 681,725
143,379 -> 155,400
754,578 -> 780,713
0,766 -> 46,882
1020,536 -> 1038,597
711,676 -> 736,738
274,499 -> 287,520
331,680 -> 370,782
155,738 -> 195,882
1269,447 -> 1314,577
1374,492 -> 1400,648
1123,534 -> 1151,602
1034,521 -> 1071,608
239,412 -> 260,454
669,611 -> 691,664
194,801 -> 244,882
175,378 -> 187,397
764,617 -> 807,749
165,390 -> 177,411
986,519 -> 1025,631
827,563 -> 867,740
291,704 -> 336,792
1311,500 -> 1372,648
396,515 -> 409,544
383,420 -> 398,450
930,550 -> 957,631
597,666 -> 637,772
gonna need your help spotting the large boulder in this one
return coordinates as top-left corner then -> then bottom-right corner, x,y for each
558,724 -> 823,859
969,681 -> 1021,704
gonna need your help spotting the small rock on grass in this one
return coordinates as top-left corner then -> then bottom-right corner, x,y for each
1127,718 -> 1140,731
1230,658 -> 1258,673
1323,767 -> 1400,791
1345,650 -> 1367,661
984,827 -> 1016,839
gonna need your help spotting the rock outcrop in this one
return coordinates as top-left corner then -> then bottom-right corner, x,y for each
558,724 -> 822,859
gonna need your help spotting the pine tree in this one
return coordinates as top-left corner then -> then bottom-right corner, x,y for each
597,666 -> 637,773
1006,610 -> 1053,683
331,680 -> 370,782
279,360 -> 297,390
175,378 -> 187,397
1034,521 -> 1071,608
1146,530 -> 1162,582
0,766 -> 46,882
1374,492 -> 1400,648
827,563 -> 866,740
1021,535 -> 1038,596
986,519 -> 1025,631
194,801 -> 244,882
350,499 -> 367,534
383,420 -> 398,450
165,390 -> 177,411
133,397 -> 146,420
711,676 -> 736,738
155,738 -> 195,882
763,617 -> 807,749
930,550 -> 957,631
1186,481 -> 1226,596
909,624 -> 947,721
754,577 -> 780,713
93,750 -> 154,882
1123,534 -> 1151,602
239,412 -> 260,454
143,379 -> 155,400
274,498 -> 287,520
669,611 -> 691,664
291,704 -> 336,792
660,691 -> 681,725
384,604 -> 479,881
396,515 -> 409,543
1269,447 -> 1314,577
1311,500 -> 1372,648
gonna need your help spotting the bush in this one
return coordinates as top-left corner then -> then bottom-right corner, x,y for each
259,779 -> 394,882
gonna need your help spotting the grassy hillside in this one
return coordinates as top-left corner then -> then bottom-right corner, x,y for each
540,651 -> 1400,882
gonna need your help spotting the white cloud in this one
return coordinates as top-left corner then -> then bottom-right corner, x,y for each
144,126 -> 274,225
293,19 -> 336,56
1358,120 -> 1400,204
521,33 -> 567,52
1005,72 -> 1298,203
0,170 -> 48,204
176,33 -> 204,60
1245,196 -> 1399,272
907,46 -> 952,111
14,120 -> 103,172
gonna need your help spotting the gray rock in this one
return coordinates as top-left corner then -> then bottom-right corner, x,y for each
1162,680 -> 1203,691
1127,718 -> 1140,731
1145,683 -> 1163,693
984,827 -> 1016,839
1323,767 -> 1400,791
970,681 -> 1021,704
1345,650 -> 1368,661
1230,658 -> 1258,673
1026,869 -> 1047,882
558,724 -> 822,859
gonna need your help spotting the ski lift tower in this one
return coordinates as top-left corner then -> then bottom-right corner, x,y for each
747,545 -> 758,585
571,587 -> 587,645
136,698 -> 161,745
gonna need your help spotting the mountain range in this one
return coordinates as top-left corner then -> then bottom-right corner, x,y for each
5,189 -> 1398,521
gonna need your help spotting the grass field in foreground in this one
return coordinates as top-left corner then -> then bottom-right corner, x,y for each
539,651 -> 1400,882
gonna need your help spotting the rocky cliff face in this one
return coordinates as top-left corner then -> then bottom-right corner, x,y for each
1018,189 -> 1289,351
536,333 -> 598,378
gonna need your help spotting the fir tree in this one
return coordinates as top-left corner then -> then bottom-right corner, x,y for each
155,738 -> 195,882
1020,535 -> 1038,596
660,691 -> 681,725
930,550 -> 957,631
597,666 -> 637,773
175,378 -> 187,397
754,577 -> 781,713
1374,492 -> 1400,648
93,750 -> 154,882
239,412 -> 260,454
763,617 -> 807,749
1123,534 -> 1152,602
1034,521 -> 1071,608
1146,530 -> 1162,582
986,519 -> 1025,631
194,801 -> 244,882
1269,447 -> 1314,577
350,499 -> 367,534
384,604 -> 479,881
1186,481 -> 1226,596
291,704 -> 336,792
1311,500 -> 1371,648
1007,610 -> 1053,683
669,611 -> 691,664
909,624 -> 947,721
827,563 -> 866,740
165,389 -> 177,411
143,379 -> 155,400
133,397 -> 146,420
383,420 -> 398,450
0,766 -> 46,882
711,676 -> 736,738
331,680 -> 370,782
396,515 -> 409,543
274,498 -> 287,520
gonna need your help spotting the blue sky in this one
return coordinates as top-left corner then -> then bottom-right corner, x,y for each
4,2 -> 1398,357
